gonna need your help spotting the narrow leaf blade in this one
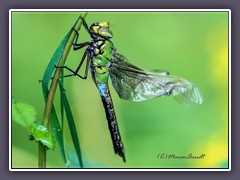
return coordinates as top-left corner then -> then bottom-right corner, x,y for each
59,81 -> 84,168
41,30 -> 72,164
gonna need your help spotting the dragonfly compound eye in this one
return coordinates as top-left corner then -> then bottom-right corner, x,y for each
98,27 -> 113,38
99,22 -> 110,28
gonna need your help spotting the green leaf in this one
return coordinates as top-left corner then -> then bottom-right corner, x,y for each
59,81 -> 84,168
29,123 -> 56,150
12,98 -> 36,128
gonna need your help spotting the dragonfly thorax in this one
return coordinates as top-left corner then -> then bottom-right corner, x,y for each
89,39 -> 115,84
90,39 -> 115,67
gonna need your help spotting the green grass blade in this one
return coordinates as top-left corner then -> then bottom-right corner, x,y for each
41,30 -> 72,91
41,30 -> 72,164
59,81 -> 84,168
60,70 -> 65,128
59,71 -> 67,163
49,107 -> 67,163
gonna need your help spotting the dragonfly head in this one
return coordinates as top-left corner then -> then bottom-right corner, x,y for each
89,22 -> 113,39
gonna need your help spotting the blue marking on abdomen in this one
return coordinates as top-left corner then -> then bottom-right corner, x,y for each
97,83 -> 107,96
106,62 -> 112,69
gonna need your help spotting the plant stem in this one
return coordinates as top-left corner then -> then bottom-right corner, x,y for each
38,12 -> 88,168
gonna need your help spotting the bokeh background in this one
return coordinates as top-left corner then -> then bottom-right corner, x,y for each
11,11 -> 229,168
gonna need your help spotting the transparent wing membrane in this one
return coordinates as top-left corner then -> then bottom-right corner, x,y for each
109,53 -> 203,105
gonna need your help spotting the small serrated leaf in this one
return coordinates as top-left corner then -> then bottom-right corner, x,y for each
12,98 -> 37,128
29,123 -> 56,150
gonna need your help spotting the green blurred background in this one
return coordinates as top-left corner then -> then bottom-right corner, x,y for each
12,11 -> 229,168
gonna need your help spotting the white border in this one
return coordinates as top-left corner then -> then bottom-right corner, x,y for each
228,9 -> 231,171
9,9 -> 231,171
9,9 -> 230,12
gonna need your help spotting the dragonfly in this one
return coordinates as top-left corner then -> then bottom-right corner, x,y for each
56,17 -> 203,162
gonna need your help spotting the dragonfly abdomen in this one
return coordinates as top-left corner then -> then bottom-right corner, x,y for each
96,83 -> 126,162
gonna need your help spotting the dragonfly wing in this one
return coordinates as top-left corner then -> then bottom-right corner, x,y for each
146,69 -> 169,76
109,53 -> 203,105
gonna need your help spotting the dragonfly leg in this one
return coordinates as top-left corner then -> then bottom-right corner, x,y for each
38,50 -> 91,82
79,17 -> 91,34
72,28 -> 92,50
55,50 -> 91,79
